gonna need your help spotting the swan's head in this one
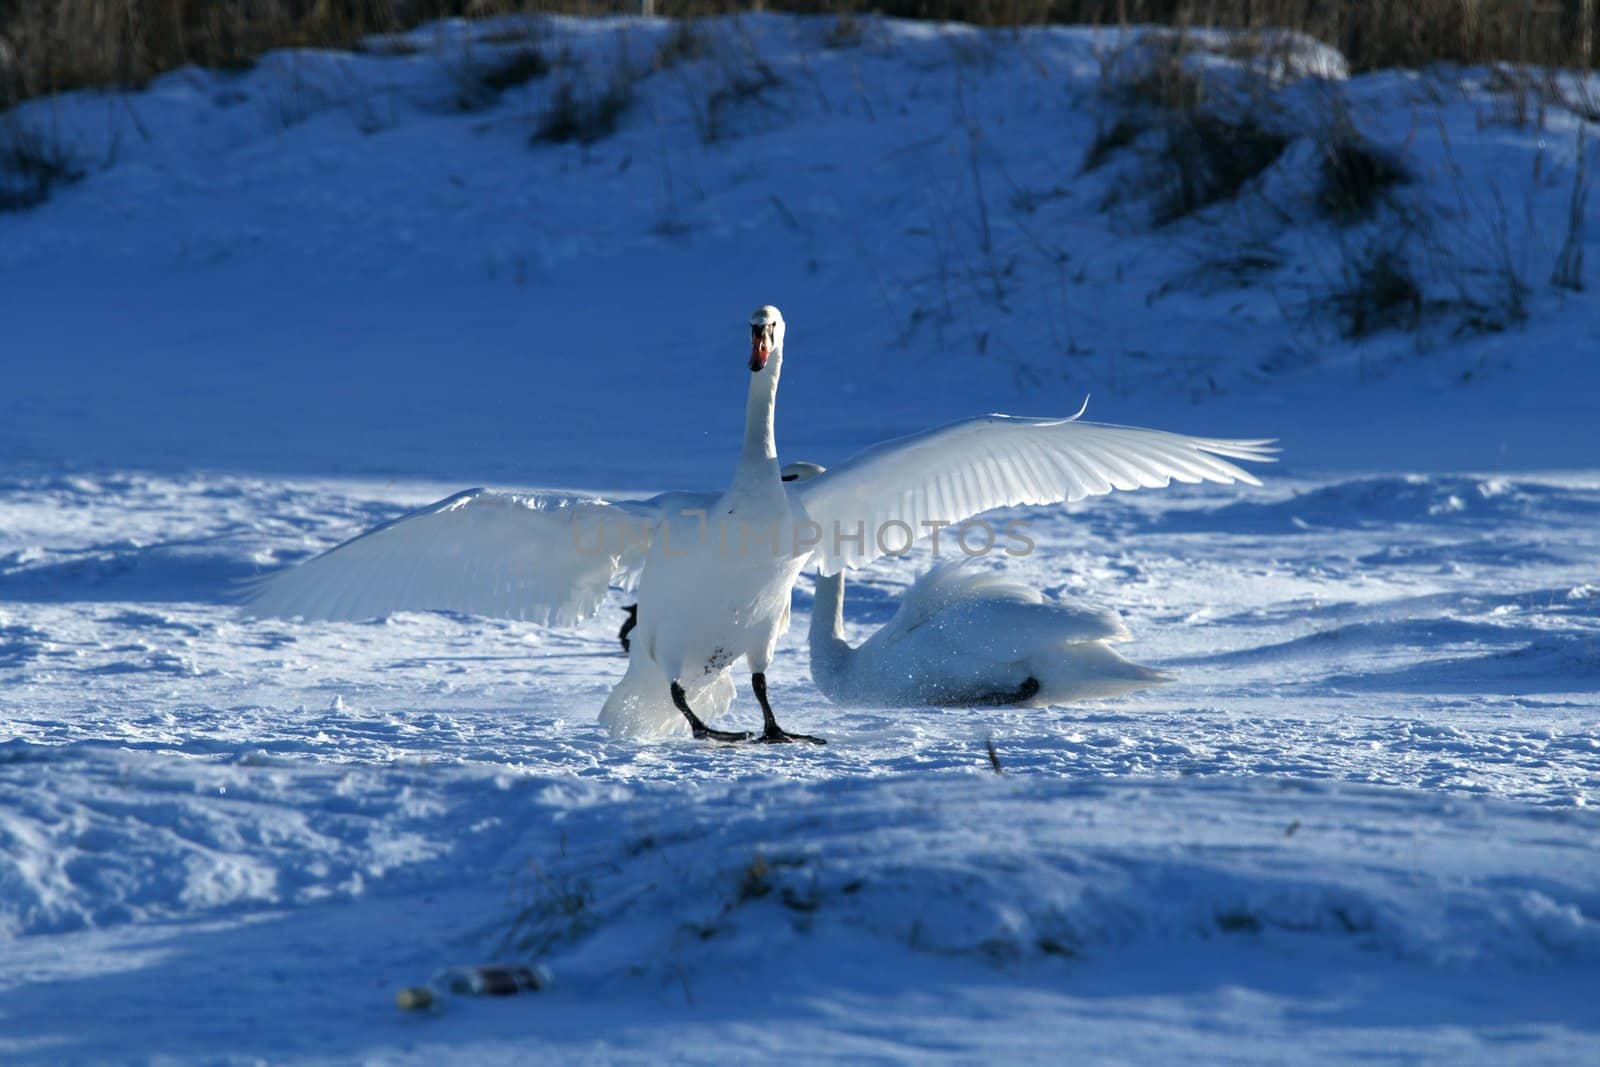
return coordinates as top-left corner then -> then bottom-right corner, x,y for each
749,305 -> 785,373
780,461 -> 825,483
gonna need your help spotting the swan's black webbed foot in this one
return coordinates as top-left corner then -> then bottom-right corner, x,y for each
750,672 -> 827,746
698,723 -> 757,743
671,681 -> 751,743
756,725 -> 828,745
618,604 -> 638,653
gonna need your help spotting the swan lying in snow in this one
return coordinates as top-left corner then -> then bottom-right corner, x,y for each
782,461 -> 1169,708
245,305 -> 1274,743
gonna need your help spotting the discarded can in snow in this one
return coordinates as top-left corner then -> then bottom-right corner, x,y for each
436,964 -> 554,997
395,963 -> 554,1012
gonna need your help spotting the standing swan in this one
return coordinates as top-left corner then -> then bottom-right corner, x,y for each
244,305 -> 1274,742
784,462 -> 1169,708
600,305 -> 822,744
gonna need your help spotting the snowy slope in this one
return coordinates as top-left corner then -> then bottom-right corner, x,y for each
1,13 -> 1598,1065
3,15 -> 1596,483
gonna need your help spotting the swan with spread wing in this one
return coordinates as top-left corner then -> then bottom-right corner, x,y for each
245,305 -> 1274,742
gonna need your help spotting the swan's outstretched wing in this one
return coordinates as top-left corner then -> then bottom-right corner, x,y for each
796,410 -> 1275,574
242,488 -> 691,624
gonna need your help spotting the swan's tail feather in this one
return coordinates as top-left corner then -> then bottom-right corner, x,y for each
1030,641 -> 1173,704
598,653 -> 735,739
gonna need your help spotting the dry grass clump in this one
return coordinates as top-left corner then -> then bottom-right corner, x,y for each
0,119 -> 85,212
653,18 -> 713,71
479,48 -> 551,92
532,64 -> 634,144
451,44 -> 552,110
1086,33 -> 1289,225
1330,245 -> 1423,338
1,1 -> 397,107
822,12 -> 867,50
1080,116 -> 1142,172
0,2 -> 575,110
856,1 -> 1599,73
1317,127 -> 1407,223
693,69 -> 775,143
686,29 -> 784,145
1121,40 -> 1208,112
7,1 -> 1599,113
1551,129 -> 1590,291
1152,113 -> 1287,224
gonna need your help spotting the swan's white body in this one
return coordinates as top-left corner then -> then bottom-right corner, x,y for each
243,306 -> 1275,740
807,561 -> 1169,708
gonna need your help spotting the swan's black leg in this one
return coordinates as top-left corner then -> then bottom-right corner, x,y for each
975,676 -> 1041,707
671,681 -> 751,743
618,604 -> 638,653
751,673 -> 826,745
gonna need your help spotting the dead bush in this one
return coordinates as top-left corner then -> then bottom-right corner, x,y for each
6,1 -> 1600,113
533,66 -> 634,144
823,12 -> 867,49
865,1 -> 1599,73
1126,52 -> 1207,113
1153,114 -> 1288,225
0,0 -> 402,105
1330,244 -> 1423,338
1080,116 -> 1144,172
653,19 -> 712,71
1089,32 -> 1288,224
666,22 -> 784,146
452,45 -> 551,110
481,48 -> 551,92
1552,129 -> 1590,291
696,73 -> 774,143
1318,134 -> 1407,223
0,120 -> 85,212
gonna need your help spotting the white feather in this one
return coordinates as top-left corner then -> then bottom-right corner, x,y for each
242,488 -> 700,625
797,409 -> 1277,574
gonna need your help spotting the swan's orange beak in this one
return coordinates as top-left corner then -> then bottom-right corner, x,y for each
750,327 -> 771,372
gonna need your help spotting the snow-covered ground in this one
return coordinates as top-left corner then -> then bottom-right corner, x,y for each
2,14 -> 1597,1064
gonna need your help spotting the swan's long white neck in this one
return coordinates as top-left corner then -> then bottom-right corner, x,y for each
742,348 -> 781,462
808,567 -> 853,672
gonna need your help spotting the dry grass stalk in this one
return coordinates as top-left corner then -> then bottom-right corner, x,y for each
6,1 -> 1600,113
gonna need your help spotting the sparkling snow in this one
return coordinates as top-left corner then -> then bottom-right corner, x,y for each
1,14 -> 1597,1064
